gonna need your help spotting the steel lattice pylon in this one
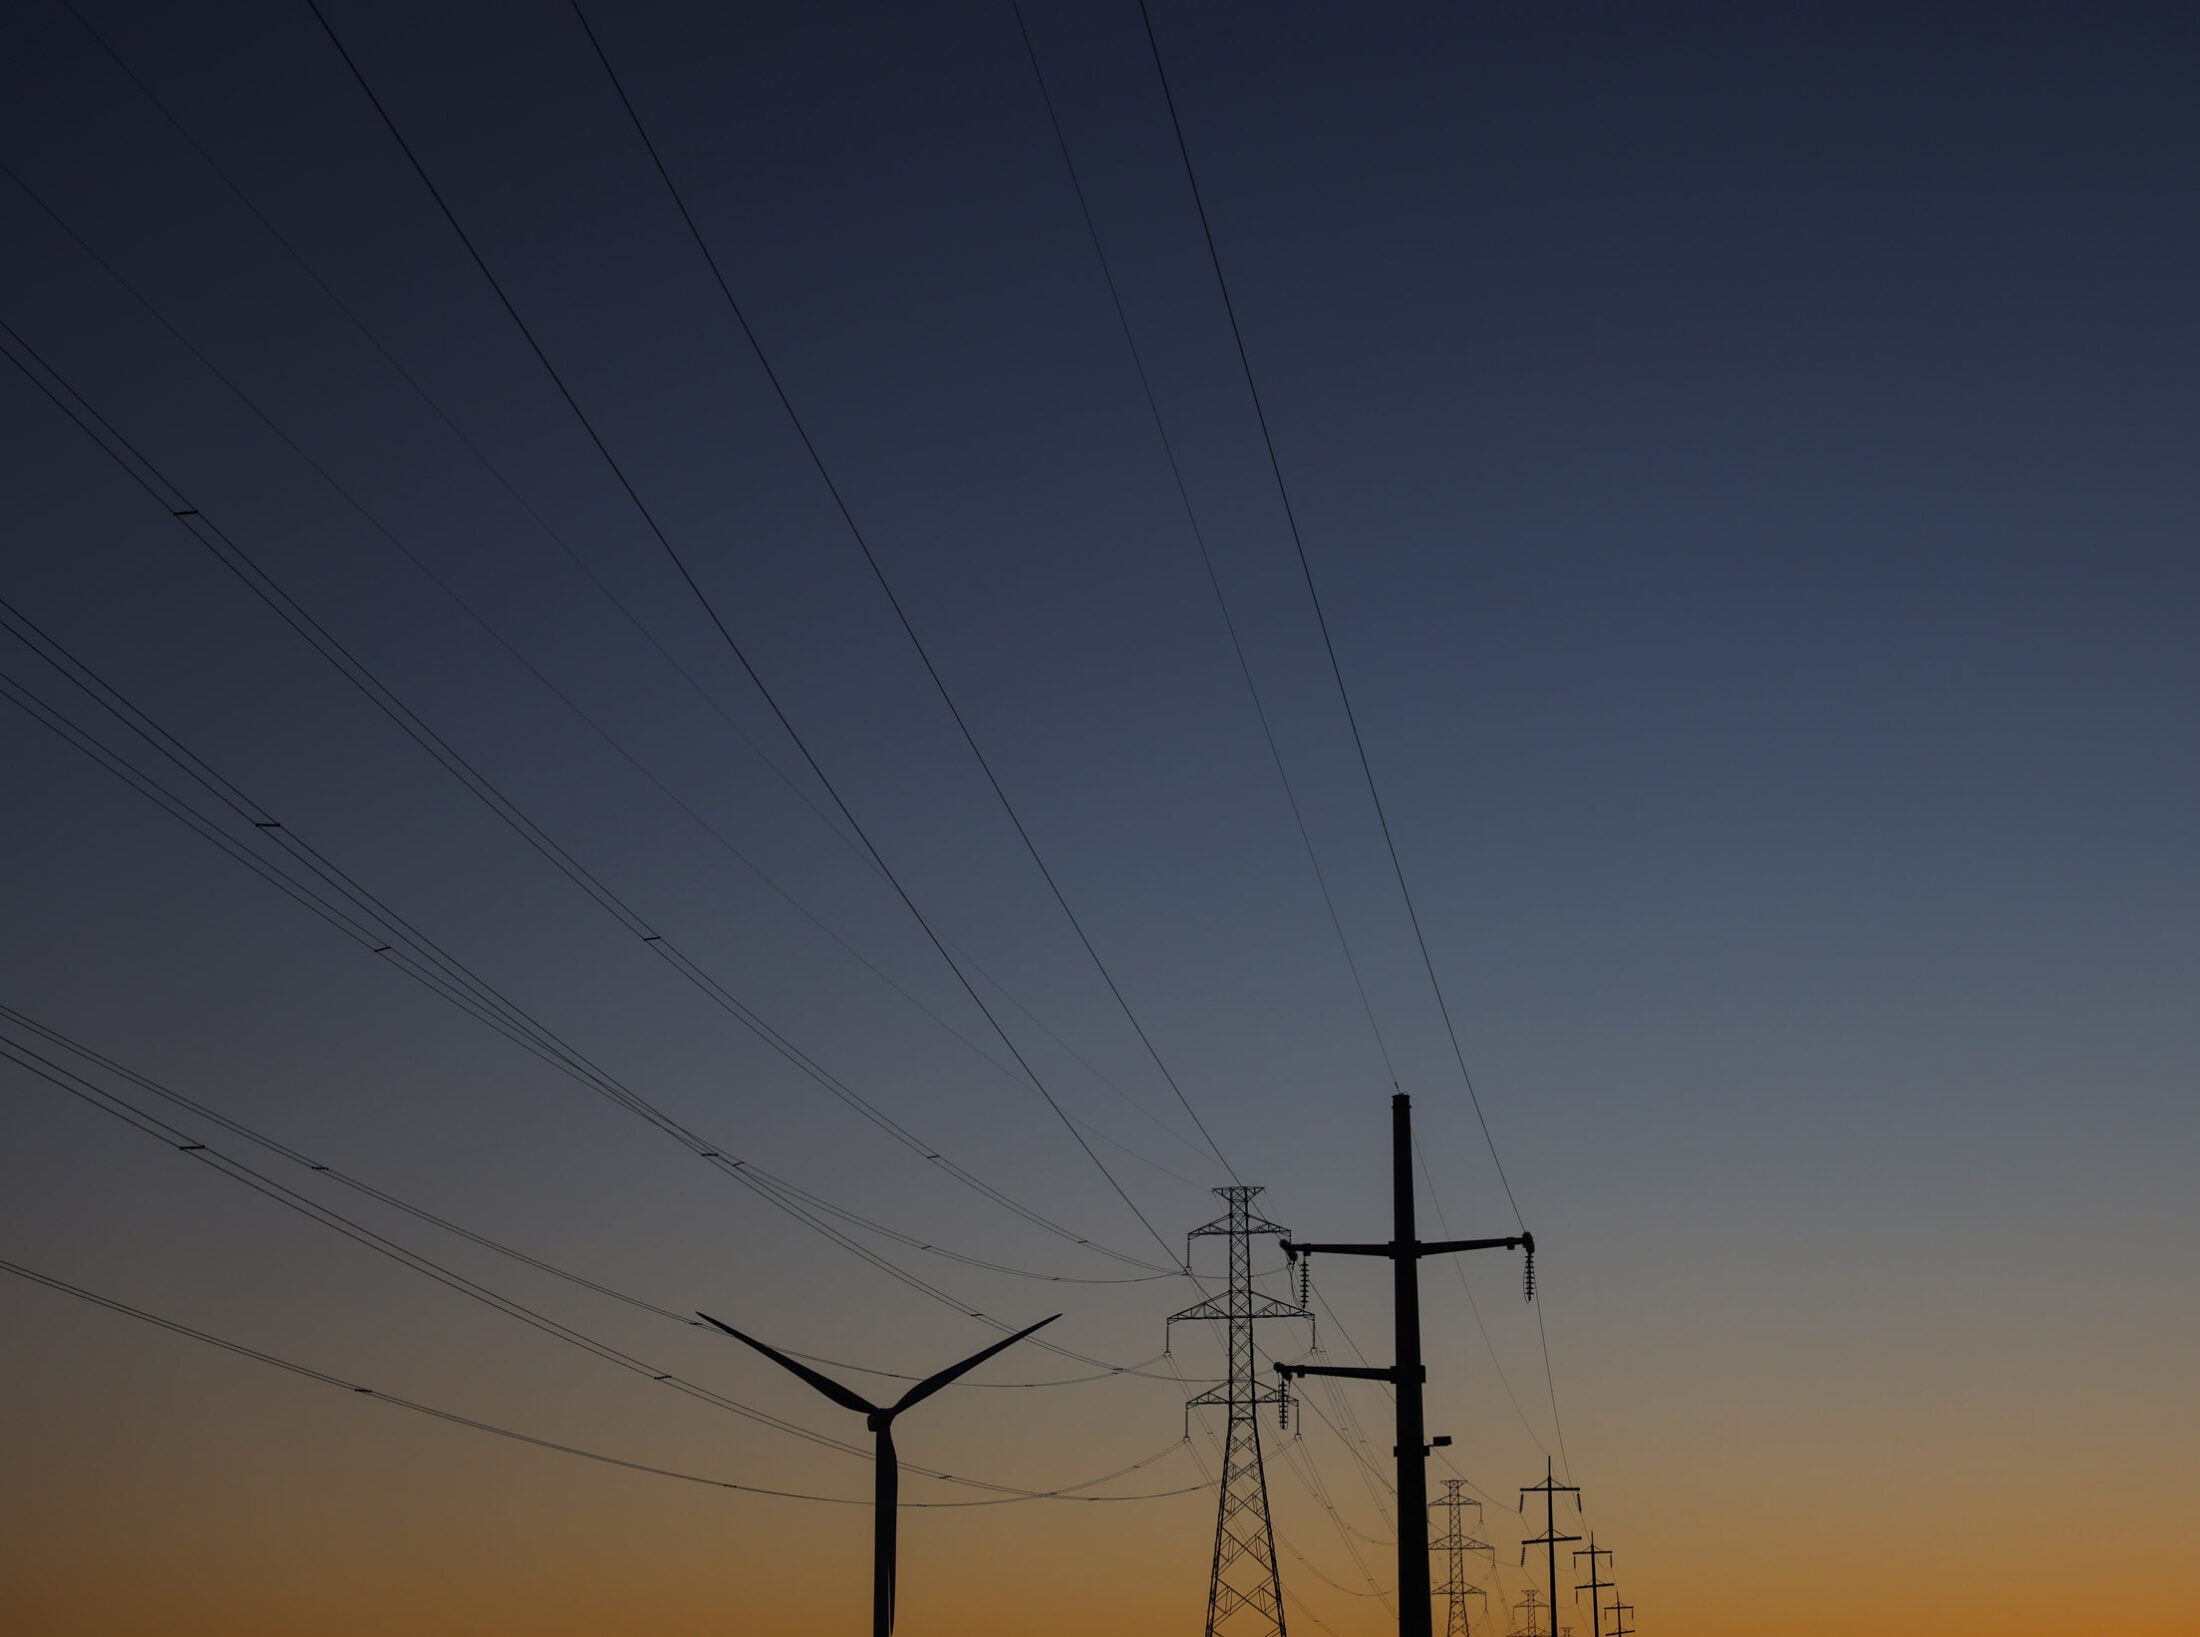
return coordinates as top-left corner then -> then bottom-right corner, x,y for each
1432,1479 -> 1494,1637
1509,1588 -> 1547,1637
1170,1186 -> 1309,1637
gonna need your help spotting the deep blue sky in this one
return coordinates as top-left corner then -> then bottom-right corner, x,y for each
3,5 -> 2196,1633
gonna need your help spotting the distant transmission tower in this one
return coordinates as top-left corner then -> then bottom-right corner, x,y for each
1510,1587 -> 1548,1637
1432,1479 -> 1495,1637
1606,1601 -> 1635,1637
1170,1185 -> 1311,1637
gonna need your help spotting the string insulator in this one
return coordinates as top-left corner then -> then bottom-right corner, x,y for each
1523,1243 -> 1536,1303
1299,1252 -> 1310,1310
1278,1393 -> 1289,1432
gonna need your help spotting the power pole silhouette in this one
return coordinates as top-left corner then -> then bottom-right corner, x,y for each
1432,1479 -> 1494,1637
1170,1185 -> 1310,1637
1521,1457 -> 1581,1637
1274,1093 -> 1533,1637
1510,1587 -> 1547,1637
1574,1535 -> 1613,1637
1606,1601 -> 1634,1637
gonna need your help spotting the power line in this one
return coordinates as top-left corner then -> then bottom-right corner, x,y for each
0,590 -> 1138,1308
1134,0 -> 1522,1227
0,1028 -> 1205,1498
0,1001 -> 1192,1384
27,10 -> 1220,1180
300,0 -> 1205,1271
0,174 -> 1187,1279
0,317 -> 1175,1299
1111,10 -> 1596,1561
0,1255 -> 1205,1507
1129,7 -> 1602,1552
46,0 -> 844,852
1271,1428 -> 1391,1605
0,582 -> 1215,1378
0,162 -> 1216,1202
1011,0 -> 1400,1093
562,0 -> 1238,1180
0,1031 -> 872,1464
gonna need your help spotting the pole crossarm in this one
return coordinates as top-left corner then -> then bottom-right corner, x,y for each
1274,1362 -> 1403,1384
1420,1234 -> 1532,1257
1280,1233 -> 1531,1261
1172,1294 -> 1312,1325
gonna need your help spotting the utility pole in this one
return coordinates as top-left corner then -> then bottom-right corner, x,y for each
1573,1536 -> 1613,1637
1170,1185 -> 1310,1637
1431,1479 -> 1494,1637
1274,1093 -> 1533,1637
1606,1601 -> 1634,1637
1521,1457 -> 1581,1637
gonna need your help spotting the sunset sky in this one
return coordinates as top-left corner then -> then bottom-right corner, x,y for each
3,4 -> 2196,1634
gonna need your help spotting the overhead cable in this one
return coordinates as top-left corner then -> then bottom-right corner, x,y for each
0,315 -> 1171,1292
0,1255 -> 1204,1507
1011,0 -> 1401,1094
302,0 -> 1209,1270
566,0 -> 1240,1183
1135,0 -> 1523,1225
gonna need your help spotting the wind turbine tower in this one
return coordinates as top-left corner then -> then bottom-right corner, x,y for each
699,1311 -> 1056,1636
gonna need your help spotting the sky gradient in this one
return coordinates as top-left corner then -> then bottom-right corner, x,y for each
3,3 -> 2196,1633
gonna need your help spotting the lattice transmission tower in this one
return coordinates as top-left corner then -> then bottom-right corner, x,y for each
1433,1479 -> 1495,1637
1510,1587 -> 1548,1637
1170,1185 -> 1311,1637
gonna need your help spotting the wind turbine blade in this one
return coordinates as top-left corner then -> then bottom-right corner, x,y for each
875,1422 -> 897,1637
695,1312 -> 878,1416
890,1314 -> 1059,1416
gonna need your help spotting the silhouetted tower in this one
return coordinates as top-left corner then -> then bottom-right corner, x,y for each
1510,1587 -> 1547,1637
1432,1479 -> 1494,1637
1574,1536 -> 1613,1637
1521,1458 -> 1581,1637
1606,1601 -> 1635,1637
1274,1094 -> 1534,1637
1171,1185 -> 1310,1637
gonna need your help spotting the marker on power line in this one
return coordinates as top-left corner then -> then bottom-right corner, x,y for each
1574,1536 -> 1613,1637
1521,1457 -> 1581,1637
1273,1094 -> 1533,1637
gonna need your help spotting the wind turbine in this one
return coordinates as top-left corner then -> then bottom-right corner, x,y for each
698,1311 -> 1058,1636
